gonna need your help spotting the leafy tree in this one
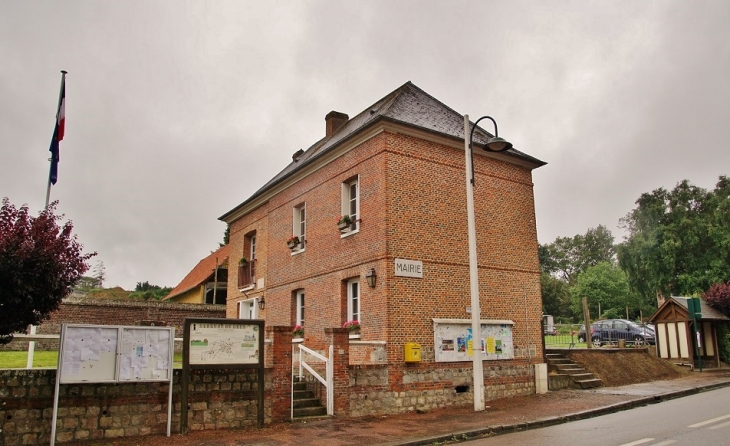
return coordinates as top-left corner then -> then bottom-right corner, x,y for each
131,281 -> 172,301
92,260 -> 106,288
0,198 -> 95,344
135,281 -> 160,292
540,225 -> 615,284
704,281 -> 730,363
569,261 -> 639,320
540,272 -> 571,321
73,276 -> 102,292
618,177 -> 730,304
220,225 -> 230,247
704,281 -> 730,317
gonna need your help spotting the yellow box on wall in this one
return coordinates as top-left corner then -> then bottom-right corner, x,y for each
404,342 -> 421,363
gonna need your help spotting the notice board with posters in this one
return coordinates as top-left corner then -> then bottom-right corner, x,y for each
432,318 -> 514,362
52,324 -> 175,446
57,324 -> 173,383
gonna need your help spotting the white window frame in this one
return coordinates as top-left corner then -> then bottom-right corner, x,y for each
296,290 -> 305,327
347,278 -> 360,323
237,298 -> 259,319
292,203 -> 306,253
341,176 -> 360,237
250,234 -> 256,261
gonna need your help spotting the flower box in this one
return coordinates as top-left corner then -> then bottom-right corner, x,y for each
286,236 -> 300,249
337,215 -> 352,232
292,325 -> 304,338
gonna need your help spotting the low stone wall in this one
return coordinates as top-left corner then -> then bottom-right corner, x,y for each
1,328 -> 537,445
347,362 -> 535,417
0,368 -> 266,446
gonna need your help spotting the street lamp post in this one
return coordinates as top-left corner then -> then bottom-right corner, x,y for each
463,114 -> 512,411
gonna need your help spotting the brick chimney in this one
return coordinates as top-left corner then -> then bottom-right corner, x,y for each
325,111 -> 349,138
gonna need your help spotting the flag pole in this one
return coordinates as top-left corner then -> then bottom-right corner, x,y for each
32,70 -> 67,370
45,70 -> 67,208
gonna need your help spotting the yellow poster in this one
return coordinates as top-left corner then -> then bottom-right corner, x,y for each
486,337 -> 495,354
467,339 -> 473,357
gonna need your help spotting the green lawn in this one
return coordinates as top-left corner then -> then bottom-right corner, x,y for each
0,351 -> 183,369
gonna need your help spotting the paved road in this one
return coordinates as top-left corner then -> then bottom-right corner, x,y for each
463,386 -> 730,445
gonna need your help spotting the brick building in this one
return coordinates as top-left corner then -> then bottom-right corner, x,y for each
219,81 -> 547,413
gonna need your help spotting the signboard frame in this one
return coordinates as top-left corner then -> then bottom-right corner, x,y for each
180,318 -> 265,433
50,323 -> 175,446
432,318 -> 515,362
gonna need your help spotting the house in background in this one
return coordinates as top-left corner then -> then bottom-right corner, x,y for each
219,81 -> 546,415
164,245 -> 229,305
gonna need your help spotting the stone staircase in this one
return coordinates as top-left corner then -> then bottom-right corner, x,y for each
546,352 -> 603,390
292,379 -> 328,419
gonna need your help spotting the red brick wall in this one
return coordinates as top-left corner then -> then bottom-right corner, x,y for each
0,298 -> 227,351
225,124 -> 543,392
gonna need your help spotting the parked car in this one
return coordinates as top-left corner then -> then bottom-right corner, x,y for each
577,319 -> 656,345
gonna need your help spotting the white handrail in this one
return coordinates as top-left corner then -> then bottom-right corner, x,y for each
295,343 -> 333,416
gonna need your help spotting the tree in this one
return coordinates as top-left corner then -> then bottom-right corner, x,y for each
131,281 -> 172,301
704,281 -> 730,317
569,261 -> 639,320
540,225 -> 615,284
704,281 -> 730,363
220,225 -> 230,247
618,177 -> 730,304
540,272 -> 572,321
0,199 -> 95,344
92,260 -> 106,288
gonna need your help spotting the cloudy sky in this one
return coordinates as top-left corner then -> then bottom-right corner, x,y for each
1,1 -> 728,290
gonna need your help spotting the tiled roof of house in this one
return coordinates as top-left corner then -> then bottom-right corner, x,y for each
220,81 -> 546,221
164,244 -> 229,301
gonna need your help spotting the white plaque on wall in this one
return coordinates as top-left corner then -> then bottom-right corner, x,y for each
395,258 -> 423,278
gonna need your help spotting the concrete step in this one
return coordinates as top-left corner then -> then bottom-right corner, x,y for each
575,378 -> 603,389
293,382 -> 308,391
547,358 -> 572,364
554,364 -> 583,371
568,372 -> 595,380
293,389 -> 315,399
293,397 -> 322,409
293,406 -> 327,418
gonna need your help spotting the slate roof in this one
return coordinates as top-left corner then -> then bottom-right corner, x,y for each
650,296 -> 730,322
164,245 -> 229,301
668,296 -> 729,320
220,81 -> 546,221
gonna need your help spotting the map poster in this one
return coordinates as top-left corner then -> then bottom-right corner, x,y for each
188,321 -> 260,365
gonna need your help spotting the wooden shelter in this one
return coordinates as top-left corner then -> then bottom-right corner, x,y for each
649,297 -> 729,369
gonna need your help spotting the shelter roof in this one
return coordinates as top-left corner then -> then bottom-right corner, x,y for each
649,296 -> 729,322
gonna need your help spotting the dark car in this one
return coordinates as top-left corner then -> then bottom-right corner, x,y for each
577,319 -> 655,345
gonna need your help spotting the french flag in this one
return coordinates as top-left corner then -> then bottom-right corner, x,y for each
49,73 -> 66,185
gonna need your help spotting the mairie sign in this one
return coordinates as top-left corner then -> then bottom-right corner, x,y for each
395,258 -> 423,278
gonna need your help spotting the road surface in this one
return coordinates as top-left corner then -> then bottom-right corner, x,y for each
465,386 -> 730,445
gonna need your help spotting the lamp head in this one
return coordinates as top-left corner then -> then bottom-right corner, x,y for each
484,136 -> 512,153
365,268 -> 377,288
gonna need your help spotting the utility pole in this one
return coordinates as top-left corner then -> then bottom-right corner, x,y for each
582,297 -> 593,349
